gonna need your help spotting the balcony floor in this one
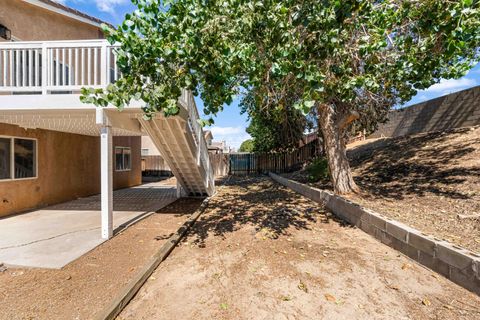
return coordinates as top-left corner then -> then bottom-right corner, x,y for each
0,181 -> 177,269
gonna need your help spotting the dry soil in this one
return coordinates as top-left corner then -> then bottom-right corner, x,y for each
287,126 -> 480,253
118,177 -> 480,320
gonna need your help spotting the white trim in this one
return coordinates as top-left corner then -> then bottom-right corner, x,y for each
0,135 -> 38,182
0,39 -> 109,49
0,94 -> 146,111
22,0 -> 105,28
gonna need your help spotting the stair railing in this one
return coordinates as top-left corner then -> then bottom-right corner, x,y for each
182,89 -> 215,193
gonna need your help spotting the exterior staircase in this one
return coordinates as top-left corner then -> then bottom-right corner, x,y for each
138,90 -> 215,196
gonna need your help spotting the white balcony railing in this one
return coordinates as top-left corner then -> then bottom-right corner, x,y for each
0,39 -> 120,94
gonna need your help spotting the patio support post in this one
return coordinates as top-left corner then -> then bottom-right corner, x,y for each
176,180 -> 187,198
100,125 -> 113,239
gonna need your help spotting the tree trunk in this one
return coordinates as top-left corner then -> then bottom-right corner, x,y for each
317,104 -> 359,194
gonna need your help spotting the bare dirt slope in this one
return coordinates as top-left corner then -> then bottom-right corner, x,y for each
289,126 -> 480,253
118,177 -> 480,320
349,127 -> 480,253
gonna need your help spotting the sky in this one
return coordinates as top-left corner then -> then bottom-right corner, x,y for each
57,0 -> 480,149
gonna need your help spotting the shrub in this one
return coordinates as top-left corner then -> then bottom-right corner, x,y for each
306,158 -> 329,183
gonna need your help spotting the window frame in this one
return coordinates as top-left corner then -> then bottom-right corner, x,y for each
115,146 -> 132,172
0,135 -> 38,182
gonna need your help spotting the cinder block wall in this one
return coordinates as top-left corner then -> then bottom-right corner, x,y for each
371,86 -> 480,138
269,173 -> 480,295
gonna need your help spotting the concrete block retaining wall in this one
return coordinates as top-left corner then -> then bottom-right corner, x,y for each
371,85 -> 480,138
269,172 -> 480,295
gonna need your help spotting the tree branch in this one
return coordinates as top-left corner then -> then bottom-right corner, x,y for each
337,110 -> 360,130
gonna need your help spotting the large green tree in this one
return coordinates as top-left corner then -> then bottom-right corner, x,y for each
82,0 -> 480,194
238,139 -> 254,152
241,89 -> 314,152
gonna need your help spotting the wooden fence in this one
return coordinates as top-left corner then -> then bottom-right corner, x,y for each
229,140 -> 321,175
141,156 -> 172,177
210,153 -> 230,177
142,140 -> 319,177
142,153 -> 230,178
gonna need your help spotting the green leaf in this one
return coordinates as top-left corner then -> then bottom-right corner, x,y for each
125,19 -> 134,28
220,303 -> 228,310
304,100 -> 316,108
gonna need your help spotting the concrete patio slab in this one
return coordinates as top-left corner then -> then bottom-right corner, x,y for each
0,182 -> 177,269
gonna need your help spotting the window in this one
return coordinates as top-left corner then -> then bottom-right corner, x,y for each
115,147 -> 131,171
0,138 -> 11,179
0,136 -> 37,180
14,138 -> 36,178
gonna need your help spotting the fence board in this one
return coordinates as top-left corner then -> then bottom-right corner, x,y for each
142,153 -> 230,178
141,155 -> 171,177
209,153 -> 230,177
142,141 -> 317,178
229,140 -> 321,175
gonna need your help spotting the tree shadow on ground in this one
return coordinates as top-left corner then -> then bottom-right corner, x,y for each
349,128 -> 480,200
187,176 -> 343,247
150,198 -> 205,240
155,198 -> 204,215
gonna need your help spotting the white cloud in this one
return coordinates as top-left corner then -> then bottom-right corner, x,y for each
208,126 -> 251,150
210,126 -> 243,136
94,0 -> 128,14
424,78 -> 477,94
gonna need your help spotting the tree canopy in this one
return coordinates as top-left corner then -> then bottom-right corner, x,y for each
240,89 -> 315,152
238,139 -> 254,153
82,0 -> 480,193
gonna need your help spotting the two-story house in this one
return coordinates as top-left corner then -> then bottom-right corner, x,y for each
0,0 -> 142,224
0,0 -> 215,239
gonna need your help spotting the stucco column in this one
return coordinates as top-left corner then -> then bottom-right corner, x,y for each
100,126 -> 113,239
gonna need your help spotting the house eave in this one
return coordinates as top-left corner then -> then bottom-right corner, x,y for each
22,0 -> 112,29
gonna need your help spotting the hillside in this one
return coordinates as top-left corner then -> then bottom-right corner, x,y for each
288,126 -> 480,253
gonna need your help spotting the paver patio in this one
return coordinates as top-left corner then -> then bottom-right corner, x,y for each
0,181 -> 177,269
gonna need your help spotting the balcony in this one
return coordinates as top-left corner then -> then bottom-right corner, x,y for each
0,39 -> 140,110
0,39 -> 120,93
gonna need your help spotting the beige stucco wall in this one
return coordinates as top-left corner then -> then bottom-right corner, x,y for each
113,136 -> 142,189
0,123 -> 141,218
141,136 -> 161,156
0,0 -> 104,41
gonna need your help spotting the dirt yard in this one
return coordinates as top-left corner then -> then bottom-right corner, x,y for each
287,126 -> 480,254
0,198 -> 202,320
118,177 -> 480,320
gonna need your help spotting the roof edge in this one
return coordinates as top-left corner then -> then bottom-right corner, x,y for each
22,0 -> 114,29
